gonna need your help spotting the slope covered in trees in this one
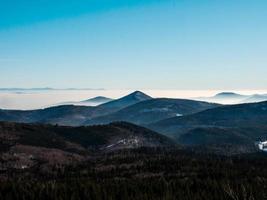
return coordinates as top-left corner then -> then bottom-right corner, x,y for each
0,148 -> 267,200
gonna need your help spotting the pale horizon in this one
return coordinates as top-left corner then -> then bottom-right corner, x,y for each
1,88 -> 267,110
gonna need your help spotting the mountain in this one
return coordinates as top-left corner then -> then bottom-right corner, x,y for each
55,91 -> 153,123
0,91 -> 220,127
82,96 -> 113,104
196,92 -> 249,104
214,92 -> 246,98
77,91 -> 153,122
99,91 -> 152,110
0,91 -> 152,126
148,101 -> 267,153
196,92 -> 267,104
85,98 -> 219,125
150,101 -> 267,135
54,96 -> 113,107
0,121 -> 175,169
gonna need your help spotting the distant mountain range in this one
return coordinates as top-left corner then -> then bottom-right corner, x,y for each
0,91 -> 218,126
0,91 -> 152,126
196,92 -> 267,104
55,96 -> 113,107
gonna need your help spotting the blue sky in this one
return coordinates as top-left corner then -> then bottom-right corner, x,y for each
1,0 -> 267,90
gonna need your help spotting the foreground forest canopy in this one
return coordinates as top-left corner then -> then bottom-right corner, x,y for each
1,148 -> 267,200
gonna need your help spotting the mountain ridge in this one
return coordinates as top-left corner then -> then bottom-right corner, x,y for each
147,100 -> 267,153
0,91 -> 153,126
85,98 -> 220,126
0,121 -> 176,169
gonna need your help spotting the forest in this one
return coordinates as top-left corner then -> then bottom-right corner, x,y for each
1,147 -> 267,200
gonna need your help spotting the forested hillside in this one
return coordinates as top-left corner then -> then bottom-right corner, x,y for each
0,148 -> 267,200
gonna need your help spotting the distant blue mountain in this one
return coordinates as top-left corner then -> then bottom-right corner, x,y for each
195,92 -> 267,104
82,96 -> 113,103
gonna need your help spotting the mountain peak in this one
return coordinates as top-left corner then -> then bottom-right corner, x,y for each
126,91 -> 152,101
99,91 -> 152,110
215,92 -> 241,97
83,96 -> 113,102
214,92 -> 244,98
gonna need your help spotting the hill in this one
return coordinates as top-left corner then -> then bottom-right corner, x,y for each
148,101 -> 267,152
151,101 -> 267,130
0,105 -> 95,126
0,121 -> 175,170
85,98 -> 219,125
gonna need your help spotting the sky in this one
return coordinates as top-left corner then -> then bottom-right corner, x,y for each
1,0 -> 267,90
